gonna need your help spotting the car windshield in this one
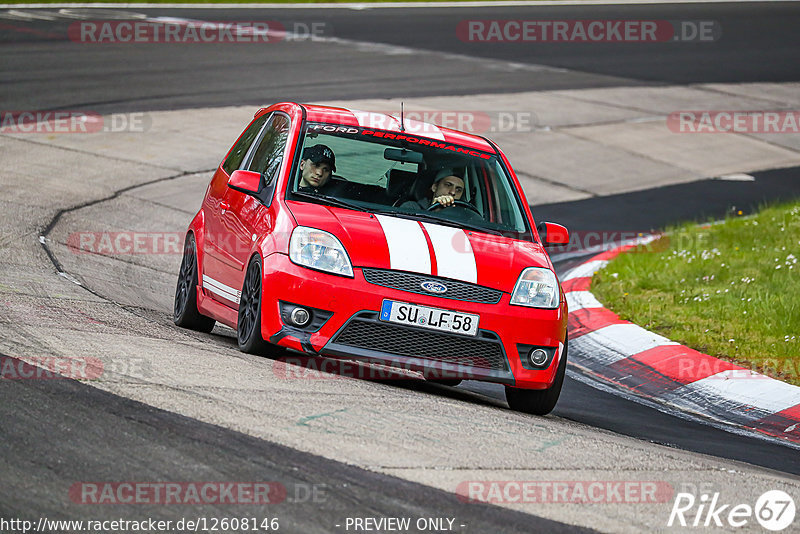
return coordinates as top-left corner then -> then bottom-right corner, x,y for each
290,122 -> 531,238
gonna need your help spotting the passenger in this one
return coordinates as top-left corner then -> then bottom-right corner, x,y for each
402,168 -> 465,210
298,144 -> 336,193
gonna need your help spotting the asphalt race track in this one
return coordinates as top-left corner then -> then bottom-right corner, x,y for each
3,3 -> 800,113
1,359 -> 588,534
2,2 -> 800,533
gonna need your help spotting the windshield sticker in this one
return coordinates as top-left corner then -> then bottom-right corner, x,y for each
306,123 -> 493,160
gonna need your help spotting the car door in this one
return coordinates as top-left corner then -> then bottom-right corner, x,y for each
216,113 -> 291,304
202,113 -> 270,307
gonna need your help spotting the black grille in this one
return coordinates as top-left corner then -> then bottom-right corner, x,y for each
332,316 -> 508,371
362,268 -> 503,304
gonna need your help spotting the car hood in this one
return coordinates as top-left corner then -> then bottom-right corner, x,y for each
287,202 -> 552,293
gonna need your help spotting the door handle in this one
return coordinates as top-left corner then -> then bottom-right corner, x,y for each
220,201 -> 230,214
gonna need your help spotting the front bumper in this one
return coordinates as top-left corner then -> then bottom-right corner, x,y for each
261,253 -> 567,388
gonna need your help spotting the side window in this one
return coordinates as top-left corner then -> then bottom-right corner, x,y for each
221,114 -> 269,175
247,114 -> 290,185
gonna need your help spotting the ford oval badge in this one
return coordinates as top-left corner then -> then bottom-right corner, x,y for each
421,281 -> 448,294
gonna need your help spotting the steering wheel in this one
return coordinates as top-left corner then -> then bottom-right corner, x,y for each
427,199 -> 481,216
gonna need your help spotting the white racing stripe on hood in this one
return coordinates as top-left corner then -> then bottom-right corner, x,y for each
375,214 -> 431,275
422,223 -> 477,283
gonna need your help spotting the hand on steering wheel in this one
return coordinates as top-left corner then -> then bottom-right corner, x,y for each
427,199 -> 482,215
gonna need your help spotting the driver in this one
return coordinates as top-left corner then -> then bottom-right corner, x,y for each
402,168 -> 465,210
298,144 -> 336,193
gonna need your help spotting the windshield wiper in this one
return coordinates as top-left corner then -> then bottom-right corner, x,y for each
375,209 -> 503,236
447,219 -> 503,236
291,191 -> 362,211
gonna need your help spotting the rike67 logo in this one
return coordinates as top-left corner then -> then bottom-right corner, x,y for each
668,490 -> 796,531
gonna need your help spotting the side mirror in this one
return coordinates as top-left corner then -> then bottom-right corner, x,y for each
537,222 -> 569,246
228,170 -> 262,197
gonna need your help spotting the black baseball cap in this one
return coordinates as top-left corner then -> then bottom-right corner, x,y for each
302,144 -> 336,172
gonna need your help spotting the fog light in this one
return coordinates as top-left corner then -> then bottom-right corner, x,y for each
529,348 -> 549,367
290,307 -> 311,327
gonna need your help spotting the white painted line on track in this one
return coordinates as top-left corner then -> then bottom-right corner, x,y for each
2,0 -> 794,9
714,173 -> 756,181
19,9 -> 573,76
565,290 -> 604,311
566,366 -> 800,451
550,247 -> 614,263
571,323 -> 677,365
680,371 -> 800,415
322,34 -> 570,74
565,238 -> 800,447
562,259 -> 608,280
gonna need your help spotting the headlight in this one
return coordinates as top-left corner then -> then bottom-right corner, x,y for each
289,226 -> 353,277
510,267 -> 559,308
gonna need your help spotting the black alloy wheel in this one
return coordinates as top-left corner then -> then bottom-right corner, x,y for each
174,234 -> 215,333
237,255 -> 269,353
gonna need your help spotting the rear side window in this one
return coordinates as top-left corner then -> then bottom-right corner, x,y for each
221,114 -> 269,175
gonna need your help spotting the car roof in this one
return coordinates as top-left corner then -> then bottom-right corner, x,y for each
299,103 -> 497,154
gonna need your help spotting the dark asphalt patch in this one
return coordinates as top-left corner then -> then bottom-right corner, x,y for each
0,353 -> 592,533
533,166 -> 800,232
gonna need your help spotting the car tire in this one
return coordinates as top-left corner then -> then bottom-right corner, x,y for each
174,233 -> 216,333
505,337 -> 568,416
237,255 -> 270,354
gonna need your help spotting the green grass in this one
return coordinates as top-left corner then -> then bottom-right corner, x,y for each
591,201 -> 800,386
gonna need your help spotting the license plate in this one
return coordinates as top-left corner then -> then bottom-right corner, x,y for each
379,300 -> 479,337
